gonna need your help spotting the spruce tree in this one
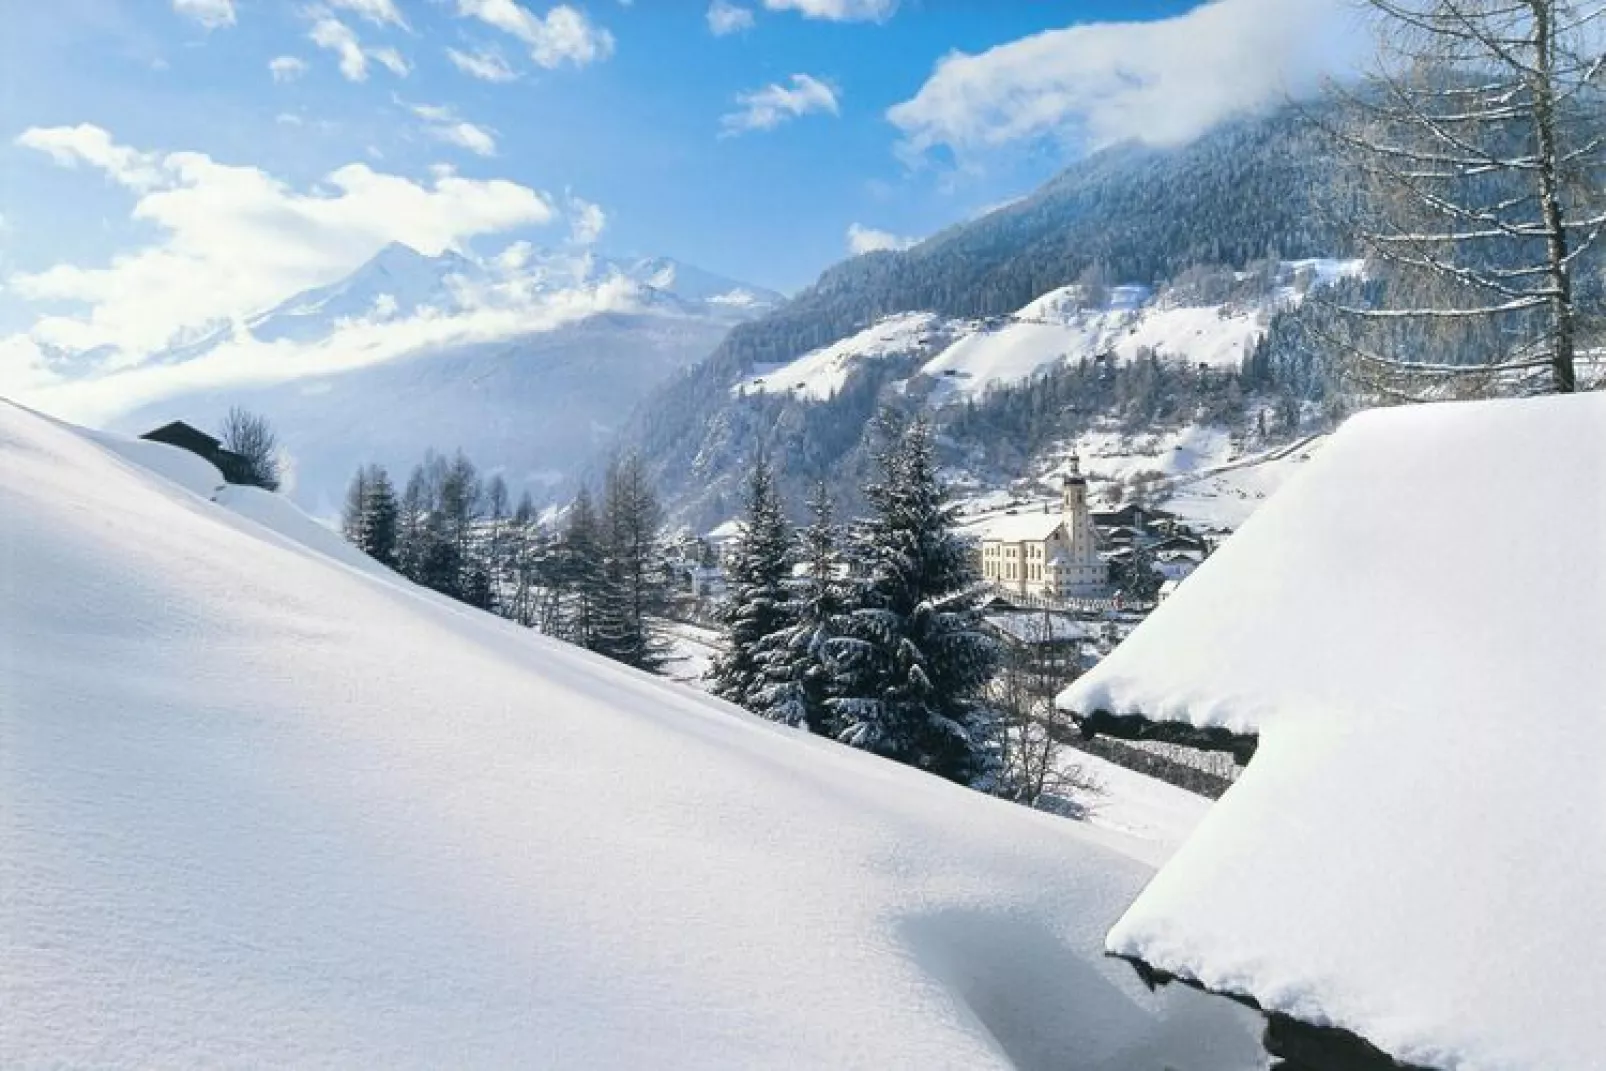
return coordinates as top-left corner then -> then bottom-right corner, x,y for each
341,467 -> 371,547
397,464 -> 431,583
823,418 -> 1001,786
594,454 -> 669,672
708,455 -> 793,709
753,481 -> 840,734
559,488 -> 606,650
359,464 -> 399,567
341,464 -> 400,567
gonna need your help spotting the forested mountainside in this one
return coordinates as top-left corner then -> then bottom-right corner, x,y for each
617,107 -> 1358,528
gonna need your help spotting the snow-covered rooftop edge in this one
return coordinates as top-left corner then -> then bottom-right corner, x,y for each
1059,392 -> 1606,1070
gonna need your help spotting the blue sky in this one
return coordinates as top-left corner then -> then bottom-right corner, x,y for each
0,0 -> 1362,405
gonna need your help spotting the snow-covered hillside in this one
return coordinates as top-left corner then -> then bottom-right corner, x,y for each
736,260 -> 1360,407
953,423 -> 1325,538
733,311 -> 947,400
0,399 -> 1262,1068
72,243 -> 783,515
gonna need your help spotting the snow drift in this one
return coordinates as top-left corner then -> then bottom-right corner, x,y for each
0,400 -> 1260,1067
1061,392 -> 1606,1070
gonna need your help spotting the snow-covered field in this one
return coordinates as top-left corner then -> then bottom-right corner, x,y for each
0,399 -> 1262,1068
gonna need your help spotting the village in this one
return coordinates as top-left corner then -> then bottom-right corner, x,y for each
675,455 -> 1213,680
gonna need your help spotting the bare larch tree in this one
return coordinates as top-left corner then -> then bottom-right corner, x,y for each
1329,0 -> 1606,398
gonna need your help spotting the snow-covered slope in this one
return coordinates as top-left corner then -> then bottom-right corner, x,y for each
0,400 -> 1262,1068
1061,393 -> 1606,1070
733,311 -> 947,400
735,260 -> 1359,407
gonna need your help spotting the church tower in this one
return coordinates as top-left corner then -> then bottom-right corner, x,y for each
1062,455 -> 1088,514
1054,455 -> 1107,595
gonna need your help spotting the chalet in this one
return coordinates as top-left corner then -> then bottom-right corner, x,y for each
139,421 -> 254,486
1153,548 -> 1203,582
1058,393 -> 1606,1070
1090,502 -> 1172,534
971,457 -> 1107,599
703,518 -> 746,567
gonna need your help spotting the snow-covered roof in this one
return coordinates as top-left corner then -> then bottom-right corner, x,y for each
984,612 -> 1090,645
1059,393 -> 1606,1070
0,400 -> 1262,1068
967,512 -> 1066,543
704,517 -> 744,542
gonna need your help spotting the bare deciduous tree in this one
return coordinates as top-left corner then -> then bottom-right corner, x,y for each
219,407 -> 282,491
1327,0 -> 1606,397
991,612 -> 1104,813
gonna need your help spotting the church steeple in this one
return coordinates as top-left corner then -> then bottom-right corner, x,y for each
1062,455 -> 1088,516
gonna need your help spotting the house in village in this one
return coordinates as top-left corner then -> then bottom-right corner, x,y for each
139,421 -> 254,486
979,606 -> 1094,673
972,457 -> 1107,599
1058,393 -> 1606,1070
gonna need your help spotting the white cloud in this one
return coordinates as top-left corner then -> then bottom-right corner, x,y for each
455,0 -> 614,69
10,251 -> 642,426
707,0 -> 754,35
720,73 -> 838,136
306,12 -> 410,81
328,0 -> 409,29
7,125 -> 553,361
309,14 -> 370,80
369,46 -> 411,76
15,125 -> 165,191
889,0 -> 1360,162
173,0 -> 236,29
567,196 -> 606,245
447,45 -> 518,82
846,222 -> 915,255
406,101 -> 498,156
269,56 -> 309,82
762,0 -> 894,21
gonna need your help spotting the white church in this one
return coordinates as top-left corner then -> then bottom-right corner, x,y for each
973,458 -> 1108,599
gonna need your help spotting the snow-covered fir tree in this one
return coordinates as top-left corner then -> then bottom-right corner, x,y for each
823,418 -> 1002,786
708,455 -> 793,709
752,481 -> 841,735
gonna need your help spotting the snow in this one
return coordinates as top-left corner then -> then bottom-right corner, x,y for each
982,611 -> 1089,645
1059,392 -> 1606,1070
965,510 -> 1066,543
1064,751 -> 1212,867
0,399 -> 1262,1068
1159,435 -> 1324,532
920,293 -> 1266,403
733,311 -> 942,400
659,619 -> 722,687
733,259 -> 1358,412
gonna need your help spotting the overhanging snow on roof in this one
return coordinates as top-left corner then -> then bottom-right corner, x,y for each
1058,393 -> 1606,1070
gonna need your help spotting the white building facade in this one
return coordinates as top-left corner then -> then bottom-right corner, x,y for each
975,458 -> 1107,599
